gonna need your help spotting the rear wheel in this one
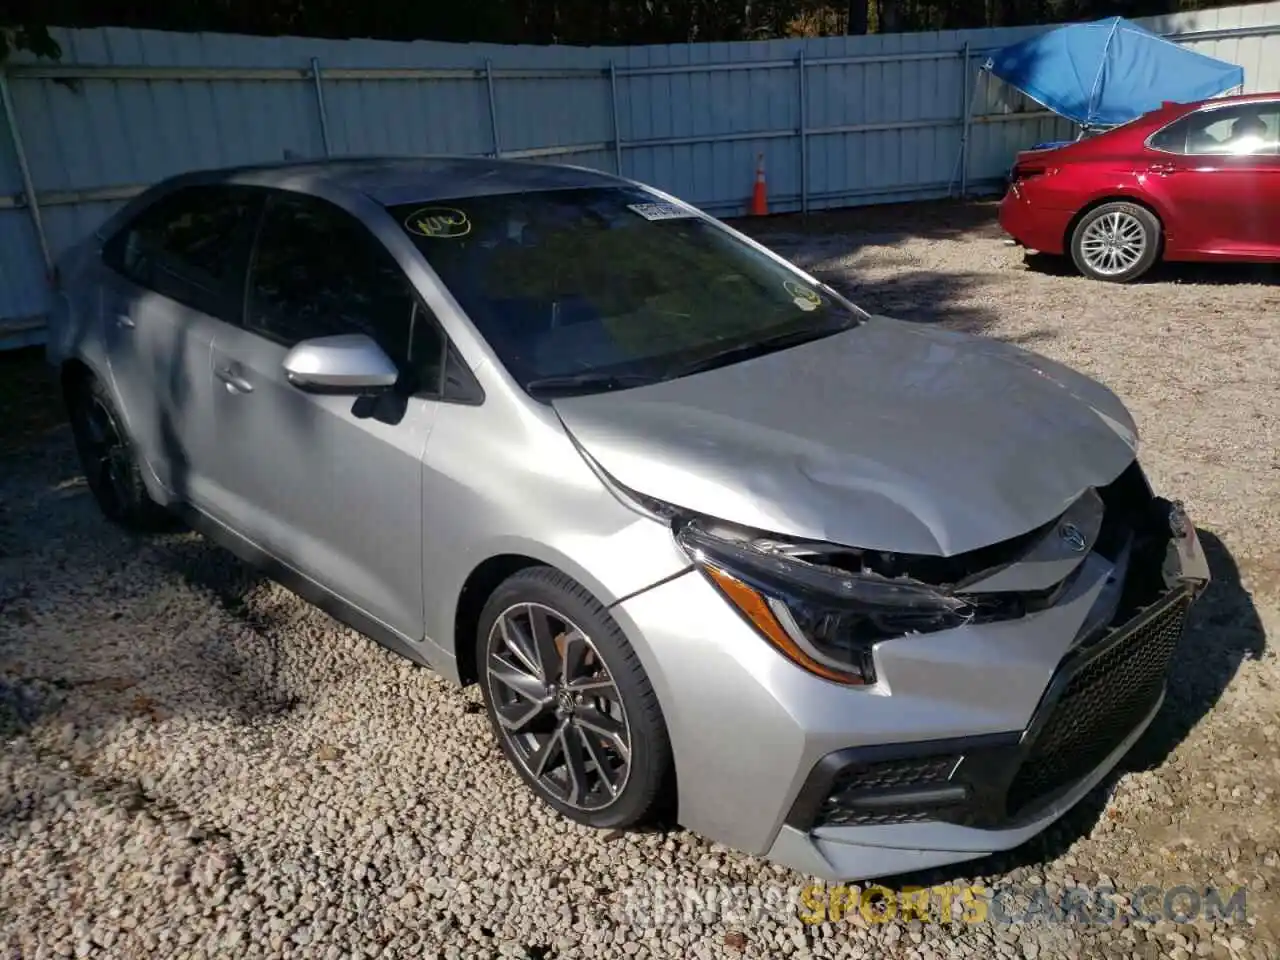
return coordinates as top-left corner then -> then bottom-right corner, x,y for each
66,374 -> 172,531
477,567 -> 672,829
1070,202 -> 1161,283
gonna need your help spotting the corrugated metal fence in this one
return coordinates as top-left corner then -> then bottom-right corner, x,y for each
3,1 -> 1280,345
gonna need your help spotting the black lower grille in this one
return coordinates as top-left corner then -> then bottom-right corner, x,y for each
828,754 -> 958,793
820,807 -> 936,827
1006,593 -> 1190,816
816,755 -> 960,827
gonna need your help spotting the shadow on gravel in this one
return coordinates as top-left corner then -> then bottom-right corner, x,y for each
0,347 -> 63,455
866,527 -> 1264,892
825,270 -> 999,332
729,199 -> 1003,253
152,535 -> 304,722
1020,252 -> 1077,278
1022,251 -> 1280,286
727,202 -> 1010,335
1124,529 -> 1266,771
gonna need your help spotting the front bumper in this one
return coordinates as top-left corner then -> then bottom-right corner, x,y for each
767,687 -> 1166,880
612,481 -> 1209,881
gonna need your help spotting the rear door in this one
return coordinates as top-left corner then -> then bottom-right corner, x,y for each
99,185 -> 263,500
1145,101 -> 1280,257
203,190 -> 445,640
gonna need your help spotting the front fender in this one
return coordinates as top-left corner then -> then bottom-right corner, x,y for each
1075,163 -> 1174,225
419,388 -> 693,682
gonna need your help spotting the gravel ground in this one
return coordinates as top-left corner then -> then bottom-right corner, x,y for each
2,200 -> 1278,959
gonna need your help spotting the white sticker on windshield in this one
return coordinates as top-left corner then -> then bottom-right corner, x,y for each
628,202 -> 696,221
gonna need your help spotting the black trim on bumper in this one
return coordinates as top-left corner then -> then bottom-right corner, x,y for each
785,585 -> 1193,832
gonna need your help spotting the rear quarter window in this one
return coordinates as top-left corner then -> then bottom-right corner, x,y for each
1148,118 -> 1190,153
102,185 -> 263,323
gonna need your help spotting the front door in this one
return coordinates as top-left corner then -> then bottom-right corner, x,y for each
203,191 -> 447,641
1146,100 -> 1280,257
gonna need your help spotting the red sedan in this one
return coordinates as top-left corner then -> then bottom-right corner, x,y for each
999,93 -> 1280,282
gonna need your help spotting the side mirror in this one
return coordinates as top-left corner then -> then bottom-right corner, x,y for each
282,334 -> 399,395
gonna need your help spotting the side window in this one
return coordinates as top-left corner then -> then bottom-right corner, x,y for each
1152,105 -> 1280,157
246,193 -> 445,394
1148,118 -> 1190,154
102,186 -> 261,322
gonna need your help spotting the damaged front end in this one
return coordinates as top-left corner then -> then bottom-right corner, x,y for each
734,461 -> 1212,834
673,461 -> 1209,692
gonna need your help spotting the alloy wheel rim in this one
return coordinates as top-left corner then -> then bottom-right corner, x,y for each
77,396 -> 132,515
485,602 -> 631,811
1080,211 -> 1147,276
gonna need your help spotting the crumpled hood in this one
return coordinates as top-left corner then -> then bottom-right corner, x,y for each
553,316 -> 1139,556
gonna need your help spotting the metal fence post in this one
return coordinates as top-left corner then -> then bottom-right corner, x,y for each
0,69 -> 52,278
310,57 -> 332,157
610,60 -> 623,175
959,41 -> 973,198
485,59 -> 503,158
798,50 -> 808,214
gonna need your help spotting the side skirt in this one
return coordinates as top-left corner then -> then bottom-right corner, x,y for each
171,503 -> 437,671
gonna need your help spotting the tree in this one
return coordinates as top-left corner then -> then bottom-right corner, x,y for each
0,24 -> 61,65
846,1 -> 868,34
0,1 -> 1256,47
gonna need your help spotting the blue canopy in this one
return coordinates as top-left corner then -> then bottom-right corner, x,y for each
984,17 -> 1244,129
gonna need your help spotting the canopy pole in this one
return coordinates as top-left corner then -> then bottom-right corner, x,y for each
959,42 -> 974,198
798,50 -> 809,214
1085,18 -> 1121,130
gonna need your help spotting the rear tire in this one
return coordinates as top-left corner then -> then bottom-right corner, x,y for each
476,566 -> 673,830
66,374 -> 173,532
1070,202 -> 1161,283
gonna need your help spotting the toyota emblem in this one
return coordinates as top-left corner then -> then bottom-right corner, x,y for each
1058,522 -> 1089,553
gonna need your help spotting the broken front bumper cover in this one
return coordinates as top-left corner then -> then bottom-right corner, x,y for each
769,503 -> 1210,881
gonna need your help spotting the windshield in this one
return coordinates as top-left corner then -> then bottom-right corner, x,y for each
387,187 -> 864,396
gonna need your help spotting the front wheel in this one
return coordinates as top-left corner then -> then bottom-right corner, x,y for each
1070,202 -> 1162,283
477,567 -> 673,829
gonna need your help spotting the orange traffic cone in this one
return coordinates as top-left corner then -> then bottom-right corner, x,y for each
750,154 -> 769,217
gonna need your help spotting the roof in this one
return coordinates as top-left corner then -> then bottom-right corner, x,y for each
1145,91 -> 1280,124
1176,91 -> 1280,110
1209,92 -> 1280,106
184,155 -> 625,207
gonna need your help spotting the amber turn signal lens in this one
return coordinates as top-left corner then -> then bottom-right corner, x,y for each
703,563 -> 864,686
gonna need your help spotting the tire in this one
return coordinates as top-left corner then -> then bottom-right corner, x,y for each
1070,201 -> 1162,283
66,374 -> 173,532
477,566 -> 673,829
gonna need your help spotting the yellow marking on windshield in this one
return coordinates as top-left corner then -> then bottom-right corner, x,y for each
784,279 -> 822,309
404,207 -> 472,239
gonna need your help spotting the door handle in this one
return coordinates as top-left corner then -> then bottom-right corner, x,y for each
1149,162 -> 1181,176
215,366 -> 254,394
115,313 -> 136,329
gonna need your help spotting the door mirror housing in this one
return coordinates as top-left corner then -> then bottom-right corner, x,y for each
282,334 -> 399,395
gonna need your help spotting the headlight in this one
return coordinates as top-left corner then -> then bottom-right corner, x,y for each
677,519 -> 976,685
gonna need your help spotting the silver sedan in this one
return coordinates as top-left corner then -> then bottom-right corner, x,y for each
46,157 -> 1211,881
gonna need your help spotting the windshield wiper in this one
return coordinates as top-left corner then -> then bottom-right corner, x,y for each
525,371 -> 661,397
670,322 -> 854,379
